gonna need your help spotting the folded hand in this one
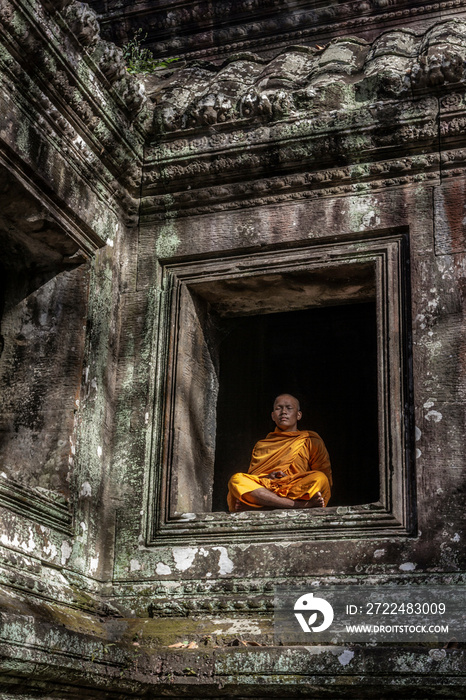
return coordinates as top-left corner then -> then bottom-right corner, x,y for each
269,470 -> 287,479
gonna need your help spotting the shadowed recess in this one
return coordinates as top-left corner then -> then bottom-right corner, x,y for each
212,302 -> 379,511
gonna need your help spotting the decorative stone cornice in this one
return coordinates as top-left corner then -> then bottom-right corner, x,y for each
111,572 -> 466,618
91,0 -> 466,63
149,20 -> 466,136
136,20 -> 466,220
141,153 -> 442,222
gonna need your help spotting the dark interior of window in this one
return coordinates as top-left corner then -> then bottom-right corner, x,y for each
212,302 -> 379,510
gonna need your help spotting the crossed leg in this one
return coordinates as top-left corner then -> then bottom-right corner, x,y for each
227,470 -> 330,512
234,487 -> 324,511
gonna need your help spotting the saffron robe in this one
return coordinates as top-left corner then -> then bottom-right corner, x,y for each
227,429 -> 332,511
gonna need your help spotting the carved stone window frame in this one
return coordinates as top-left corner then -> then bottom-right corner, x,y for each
144,231 -> 414,546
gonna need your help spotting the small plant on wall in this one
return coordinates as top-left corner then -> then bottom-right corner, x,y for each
122,28 -> 179,75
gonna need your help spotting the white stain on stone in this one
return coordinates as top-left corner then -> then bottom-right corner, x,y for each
303,646 -> 327,655
80,521 -> 87,532
429,648 -> 446,660
177,513 -> 196,521
173,547 -> 198,571
452,533 -> 460,542
399,562 -> 416,571
26,528 -> 35,553
423,400 -> 434,409
145,412 -> 149,424
80,481 -> 92,497
338,649 -> 355,666
213,546 -> 234,575
106,237 -> 114,247
156,562 -> 171,575
416,448 -> 422,459
97,446 -> 102,457
425,410 -> 442,423
89,555 -> 99,573
43,542 -> 57,558
61,540 -> 72,565
212,618 -> 262,635
374,549 -> 385,558
415,426 -> 422,442
130,559 -> 141,572
361,210 -> 380,229
1,533 -> 19,549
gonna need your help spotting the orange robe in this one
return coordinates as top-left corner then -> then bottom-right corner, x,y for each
227,429 -> 332,511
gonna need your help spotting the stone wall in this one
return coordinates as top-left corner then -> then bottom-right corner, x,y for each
0,1 -> 466,697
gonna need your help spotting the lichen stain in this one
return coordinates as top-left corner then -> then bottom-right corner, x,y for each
425,410 -> 443,422
213,546 -> 234,575
61,540 -> 72,565
156,562 -> 172,575
43,541 -> 57,558
80,481 -> 92,497
337,649 -> 355,666
173,547 -> 198,571
399,562 -> 416,571
212,618 -> 262,636
1,530 -> 35,554
346,195 -> 381,232
156,217 -> 180,259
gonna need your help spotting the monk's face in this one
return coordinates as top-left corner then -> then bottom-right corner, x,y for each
271,394 -> 302,432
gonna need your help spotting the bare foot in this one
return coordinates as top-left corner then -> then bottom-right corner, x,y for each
294,491 -> 325,508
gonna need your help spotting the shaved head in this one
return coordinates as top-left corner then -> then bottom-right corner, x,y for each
273,394 -> 300,411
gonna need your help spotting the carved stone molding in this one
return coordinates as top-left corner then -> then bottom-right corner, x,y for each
0,0 -> 147,212
141,153 -> 442,222
132,20 -> 466,220
0,476 -> 72,534
111,573 -> 466,618
149,20 -> 466,137
90,0 -> 466,63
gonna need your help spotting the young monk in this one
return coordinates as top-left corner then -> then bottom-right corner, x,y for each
227,394 -> 332,512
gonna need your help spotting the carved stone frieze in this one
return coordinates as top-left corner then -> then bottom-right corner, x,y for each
149,20 -> 466,138
141,153 -> 444,221
90,0 -> 466,64
62,1 -> 100,47
94,40 -> 127,84
111,573 -> 466,618
132,19 -> 466,220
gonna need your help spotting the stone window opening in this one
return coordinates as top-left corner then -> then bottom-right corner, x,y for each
211,301 -> 379,511
148,233 -> 414,543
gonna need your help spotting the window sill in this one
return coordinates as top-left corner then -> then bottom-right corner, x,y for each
149,502 -> 412,546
